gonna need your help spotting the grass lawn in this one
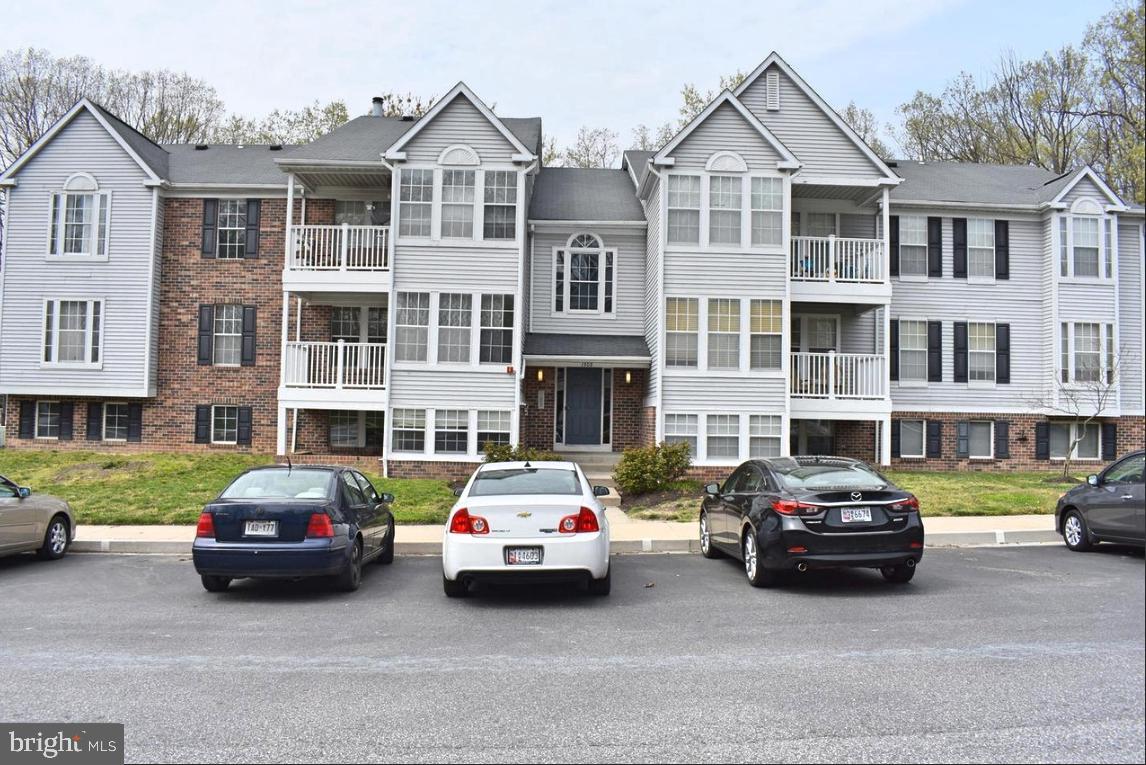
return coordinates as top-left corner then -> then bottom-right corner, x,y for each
0,450 -> 457,526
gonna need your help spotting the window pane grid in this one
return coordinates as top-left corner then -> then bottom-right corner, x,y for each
399,169 -> 433,238
434,409 -> 469,454
1072,217 -> 1099,277
329,411 -> 360,447
900,216 -> 928,276
667,176 -> 700,244
395,293 -> 430,362
968,322 -> 995,382
707,414 -> 740,459
441,170 -> 475,238
213,304 -> 243,365
483,171 -> 517,240
216,199 -> 247,259
750,300 -> 781,369
392,408 -> 425,452
900,320 -> 928,381
477,410 -> 511,447
437,293 -> 472,363
62,194 -> 94,255
665,298 -> 698,367
749,414 -> 781,458
479,294 -> 513,364
104,403 -> 128,441
664,414 -> 698,457
707,298 -> 740,369
36,402 -> 61,439
1073,322 -> 1101,382
709,176 -> 742,245
212,406 -> 238,444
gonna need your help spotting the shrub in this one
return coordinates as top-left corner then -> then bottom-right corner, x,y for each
613,441 -> 692,496
482,442 -> 561,463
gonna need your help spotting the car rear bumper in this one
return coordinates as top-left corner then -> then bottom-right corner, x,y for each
757,515 -> 924,571
442,531 -> 610,581
192,537 -> 350,578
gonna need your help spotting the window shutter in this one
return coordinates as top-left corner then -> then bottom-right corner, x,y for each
927,217 -> 942,277
127,403 -> 143,443
956,421 -> 969,458
201,199 -> 218,258
19,401 -> 35,439
241,306 -> 257,366
194,405 -> 211,444
86,403 -> 103,441
952,218 -> 967,278
996,323 -> 1010,384
994,420 -> 1010,459
926,421 -> 942,458
953,322 -> 968,383
244,199 -> 261,258
890,421 -> 901,458
889,319 -> 899,381
197,305 -> 214,365
994,220 -> 1009,279
1035,422 -> 1050,460
927,320 -> 943,382
888,216 -> 900,277
1101,423 -> 1117,460
59,402 -> 74,441
237,406 -> 253,446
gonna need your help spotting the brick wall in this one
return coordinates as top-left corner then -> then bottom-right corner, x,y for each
610,368 -> 646,452
520,367 -> 555,449
386,459 -> 480,482
641,406 -> 657,447
518,366 -> 648,451
834,421 -> 877,461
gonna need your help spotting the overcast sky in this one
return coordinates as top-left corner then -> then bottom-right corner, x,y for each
3,0 -> 1114,155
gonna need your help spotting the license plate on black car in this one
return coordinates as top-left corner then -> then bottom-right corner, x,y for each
244,520 -> 278,537
841,507 -> 872,523
506,547 -> 542,565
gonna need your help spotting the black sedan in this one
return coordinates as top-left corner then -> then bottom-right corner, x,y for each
1056,450 -> 1145,551
192,465 -> 395,593
699,456 -> 924,587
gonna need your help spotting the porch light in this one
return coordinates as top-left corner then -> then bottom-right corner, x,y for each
536,368 -> 544,382
624,370 -> 632,385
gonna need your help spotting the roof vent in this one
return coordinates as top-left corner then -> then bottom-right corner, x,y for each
371,96 -> 385,117
194,144 -> 209,151
885,160 -> 898,168
269,144 -> 283,151
400,114 -> 415,122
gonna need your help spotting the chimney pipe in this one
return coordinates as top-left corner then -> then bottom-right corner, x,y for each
371,97 -> 385,118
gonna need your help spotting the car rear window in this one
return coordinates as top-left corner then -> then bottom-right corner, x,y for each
469,468 -> 581,496
770,461 -> 887,489
220,469 -> 333,500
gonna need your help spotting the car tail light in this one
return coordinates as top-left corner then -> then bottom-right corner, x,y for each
889,496 -> 920,513
787,545 -> 808,553
910,541 -> 924,549
771,499 -> 822,517
195,512 -> 215,539
448,508 -> 490,535
558,507 -> 600,534
305,513 -> 335,538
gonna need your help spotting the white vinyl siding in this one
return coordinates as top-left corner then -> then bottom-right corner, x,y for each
899,216 -> 927,277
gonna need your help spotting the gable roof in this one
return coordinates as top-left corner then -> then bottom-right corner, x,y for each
278,115 -> 417,164
622,150 -> 655,187
1044,165 -> 1125,207
384,82 -> 537,161
654,90 -> 799,170
890,161 -> 1127,208
528,167 -> 645,222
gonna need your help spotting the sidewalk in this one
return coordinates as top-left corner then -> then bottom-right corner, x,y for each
72,514 -> 1059,555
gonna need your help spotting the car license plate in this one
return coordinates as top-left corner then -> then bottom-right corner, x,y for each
841,507 -> 872,523
506,547 -> 542,565
243,520 -> 278,537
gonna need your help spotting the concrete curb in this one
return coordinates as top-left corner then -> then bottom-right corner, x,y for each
71,529 -> 1062,556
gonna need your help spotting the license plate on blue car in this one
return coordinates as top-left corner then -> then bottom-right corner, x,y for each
244,520 -> 278,537
841,507 -> 872,523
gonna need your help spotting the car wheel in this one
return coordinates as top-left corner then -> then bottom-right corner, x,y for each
880,563 -> 916,584
442,574 -> 468,598
588,566 -> 611,596
334,539 -> 363,592
377,524 -> 395,565
36,515 -> 70,560
699,512 -> 724,559
1062,509 -> 1094,552
743,530 -> 779,588
200,575 -> 231,592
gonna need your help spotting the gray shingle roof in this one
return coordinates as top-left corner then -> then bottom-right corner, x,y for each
524,333 -> 650,358
622,150 -> 655,186
88,102 -> 169,179
162,144 -> 293,185
502,117 -> 543,156
528,168 -> 644,222
890,160 -> 1082,206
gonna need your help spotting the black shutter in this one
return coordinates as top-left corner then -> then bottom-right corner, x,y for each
241,306 -> 257,366
127,403 -> 143,443
926,421 -> 943,458
995,220 -> 1009,280
86,403 -> 103,441
1101,423 -> 1117,460
888,215 -> 900,277
956,421 -> 969,458
237,407 -> 253,446
996,324 -> 1010,384
952,218 -> 967,278
994,420 -> 1010,459
197,305 -> 214,365
891,421 -> 901,458
244,199 -> 261,258
953,322 -> 968,383
927,320 -> 942,382
1035,422 -> 1050,460
194,405 -> 211,444
889,319 -> 900,381
201,199 -> 218,258
19,401 -> 34,439
59,402 -> 74,441
927,216 -> 943,277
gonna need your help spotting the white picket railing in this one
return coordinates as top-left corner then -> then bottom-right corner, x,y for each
790,352 -> 886,399
791,236 -> 885,283
282,341 -> 387,389
289,224 -> 389,271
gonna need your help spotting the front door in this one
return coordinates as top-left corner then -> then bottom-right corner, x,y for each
564,368 -> 603,445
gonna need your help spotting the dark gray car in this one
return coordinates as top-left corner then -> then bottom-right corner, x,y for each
0,475 -> 76,560
1055,450 -> 1145,551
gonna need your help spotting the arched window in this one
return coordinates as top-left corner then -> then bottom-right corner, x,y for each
704,151 -> 748,173
553,233 -> 615,314
438,145 -> 480,239
49,173 -> 110,259
1062,197 -> 1109,279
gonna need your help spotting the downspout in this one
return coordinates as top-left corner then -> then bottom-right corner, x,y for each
379,156 -> 399,478
515,160 -> 539,448
646,161 -> 667,443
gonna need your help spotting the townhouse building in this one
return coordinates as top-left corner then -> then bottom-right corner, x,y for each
1,52 -> 1142,479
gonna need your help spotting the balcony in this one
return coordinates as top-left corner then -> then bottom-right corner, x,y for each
790,236 -> 891,303
279,340 -> 387,408
282,224 -> 391,294
789,351 -> 890,416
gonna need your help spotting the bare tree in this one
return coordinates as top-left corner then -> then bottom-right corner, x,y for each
838,101 -> 893,158
563,126 -> 619,168
541,136 -> 562,167
211,100 -> 350,144
630,122 -> 675,152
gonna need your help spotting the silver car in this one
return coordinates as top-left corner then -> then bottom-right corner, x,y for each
0,475 -> 75,560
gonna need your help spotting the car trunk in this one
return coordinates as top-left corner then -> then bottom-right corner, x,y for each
798,489 -> 907,534
461,496 -> 593,539
207,500 -> 330,543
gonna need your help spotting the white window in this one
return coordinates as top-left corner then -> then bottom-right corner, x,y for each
708,175 -> 742,246
216,200 -> 247,259
1073,322 -> 1102,383
750,300 -> 782,370
1049,422 -> 1100,460
1103,219 -> 1113,278
213,305 -> 243,366
803,213 -> 836,237
104,403 -> 128,441
329,411 -> 360,448
664,414 -> 698,457
899,320 -> 928,382
479,294 -> 514,364
42,299 -> 102,365
1059,217 -> 1069,277
667,175 -> 701,244
707,298 -> 740,370
437,293 -> 472,363
665,298 -> 698,368
477,411 -> 511,448
967,218 -> 995,278
1071,217 -> 1100,277
328,411 -> 384,449
968,421 -> 993,458
900,419 -> 925,458
899,216 -> 927,277
392,409 -> 426,452
554,234 -> 615,314
434,410 -> 469,454
394,292 -> 430,362
211,406 -> 239,445
399,169 -> 433,238
968,322 -> 995,383
707,415 -> 740,460
483,170 -> 517,240
441,169 -> 475,238
35,401 -> 60,439
1061,322 -> 1114,385
48,175 -> 110,259
749,415 -> 782,458
750,178 -> 782,246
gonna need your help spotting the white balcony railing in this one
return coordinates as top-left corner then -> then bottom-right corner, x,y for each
790,352 -> 886,399
289,224 -> 389,271
283,341 -> 387,389
791,236 -> 885,283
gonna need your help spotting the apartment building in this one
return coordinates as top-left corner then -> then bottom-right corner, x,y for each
1,53 -> 1142,478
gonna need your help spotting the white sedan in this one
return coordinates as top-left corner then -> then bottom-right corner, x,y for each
442,461 -> 612,597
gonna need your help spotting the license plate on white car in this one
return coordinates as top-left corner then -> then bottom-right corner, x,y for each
506,547 -> 542,565
840,507 -> 872,523
243,520 -> 278,537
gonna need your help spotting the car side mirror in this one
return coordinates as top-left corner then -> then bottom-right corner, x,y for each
1087,474 -> 1100,487
379,492 -> 395,504
453,487 -> 464,497
18,487 -> 31,499
593,485 -> 610,497
705,483 -> 720,496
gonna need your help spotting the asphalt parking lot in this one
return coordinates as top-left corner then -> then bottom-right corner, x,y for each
0,546 -> 1142,763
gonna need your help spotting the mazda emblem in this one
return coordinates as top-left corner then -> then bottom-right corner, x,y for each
850,491 -> 862,501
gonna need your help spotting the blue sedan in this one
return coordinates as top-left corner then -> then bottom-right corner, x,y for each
192,465 -> 395,592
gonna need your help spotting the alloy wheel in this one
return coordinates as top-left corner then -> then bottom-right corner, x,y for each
1064,515 -> 1083,547
700,515 -> 710,554
49,521 -> 67,555
744,534 -> 758,581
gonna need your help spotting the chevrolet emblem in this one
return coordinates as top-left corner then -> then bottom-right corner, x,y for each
516,511 -> 532,518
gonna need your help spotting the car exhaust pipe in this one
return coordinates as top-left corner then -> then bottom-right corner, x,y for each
905,558 -> 916,569
796,562 -> 808,573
